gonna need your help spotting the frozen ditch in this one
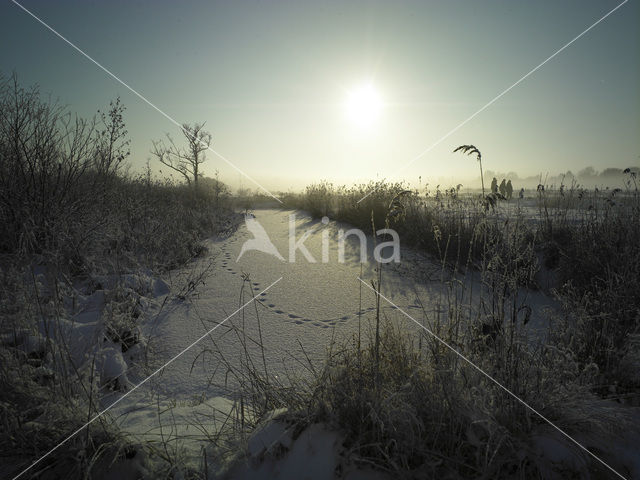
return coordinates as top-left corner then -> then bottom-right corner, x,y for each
107,208 -> 558,467
5,208 -> 560,474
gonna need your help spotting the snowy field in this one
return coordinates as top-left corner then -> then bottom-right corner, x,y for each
79,208 -> 557,471
5,206 -> 639,479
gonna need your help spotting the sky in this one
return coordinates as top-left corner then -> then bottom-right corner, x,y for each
1,0 -> 638,193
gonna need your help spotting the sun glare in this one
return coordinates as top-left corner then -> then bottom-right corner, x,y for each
345,84 -> 382,129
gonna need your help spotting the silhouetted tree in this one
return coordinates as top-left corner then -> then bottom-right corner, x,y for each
506,179 -> 513,199
151,122 -> 211,190
491,177 -> 498,194
200,170 -> 230,208
94,97 -> 129,179
601,168 -> 623,177
578,166 -> 597,179
499,179 -> 506,197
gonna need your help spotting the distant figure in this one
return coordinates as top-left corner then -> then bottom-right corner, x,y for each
491,177 -> 498,194
499,179 -> 507,197
519,188 -> 525,199
506,180 -> 513,199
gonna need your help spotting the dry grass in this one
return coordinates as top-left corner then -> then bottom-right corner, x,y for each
234,174 -> 640,477
284,174 -> 640,390
205,258 -> 634,478
0,74 -> 237,479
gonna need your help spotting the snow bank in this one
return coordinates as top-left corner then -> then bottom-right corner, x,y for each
247,409 -> 292,458
97,342 -> 130,391
230,416 -> 392,480
232,422 -> 340,480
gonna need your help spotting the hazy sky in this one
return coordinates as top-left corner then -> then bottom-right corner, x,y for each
1,0 -> 638,192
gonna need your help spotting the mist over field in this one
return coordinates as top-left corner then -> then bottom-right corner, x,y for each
270,165 -> 640,197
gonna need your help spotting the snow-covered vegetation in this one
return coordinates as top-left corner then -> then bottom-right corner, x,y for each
2,72 -> 639,479
263,174 -> 640,478
0,74 -> 237,478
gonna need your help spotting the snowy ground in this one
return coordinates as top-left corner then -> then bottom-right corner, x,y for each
5,207 -> 566,477
89,208 -> 557,471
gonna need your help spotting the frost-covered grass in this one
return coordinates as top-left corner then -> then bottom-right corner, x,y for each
3,69 -> 638,478
219,176 -> 640,478
0,262 -> 149,478
283,176 -> 640,394
0,74 -> 238,479
283,180 -> 515,268
213,263 -> 638,479
305,322 -> 631,478
208,272 -> 637,478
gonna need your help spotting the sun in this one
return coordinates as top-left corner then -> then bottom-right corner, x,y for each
345,83 -> 382,129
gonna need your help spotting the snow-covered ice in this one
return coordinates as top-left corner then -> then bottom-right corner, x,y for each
101,208 -> 561,471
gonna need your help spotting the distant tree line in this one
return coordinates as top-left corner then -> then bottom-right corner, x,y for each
484,166 -> 640,188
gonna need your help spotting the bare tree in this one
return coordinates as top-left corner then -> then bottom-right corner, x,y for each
94,97 -> 129,178
151,123 -> 211,190
0,73 -> 97,251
